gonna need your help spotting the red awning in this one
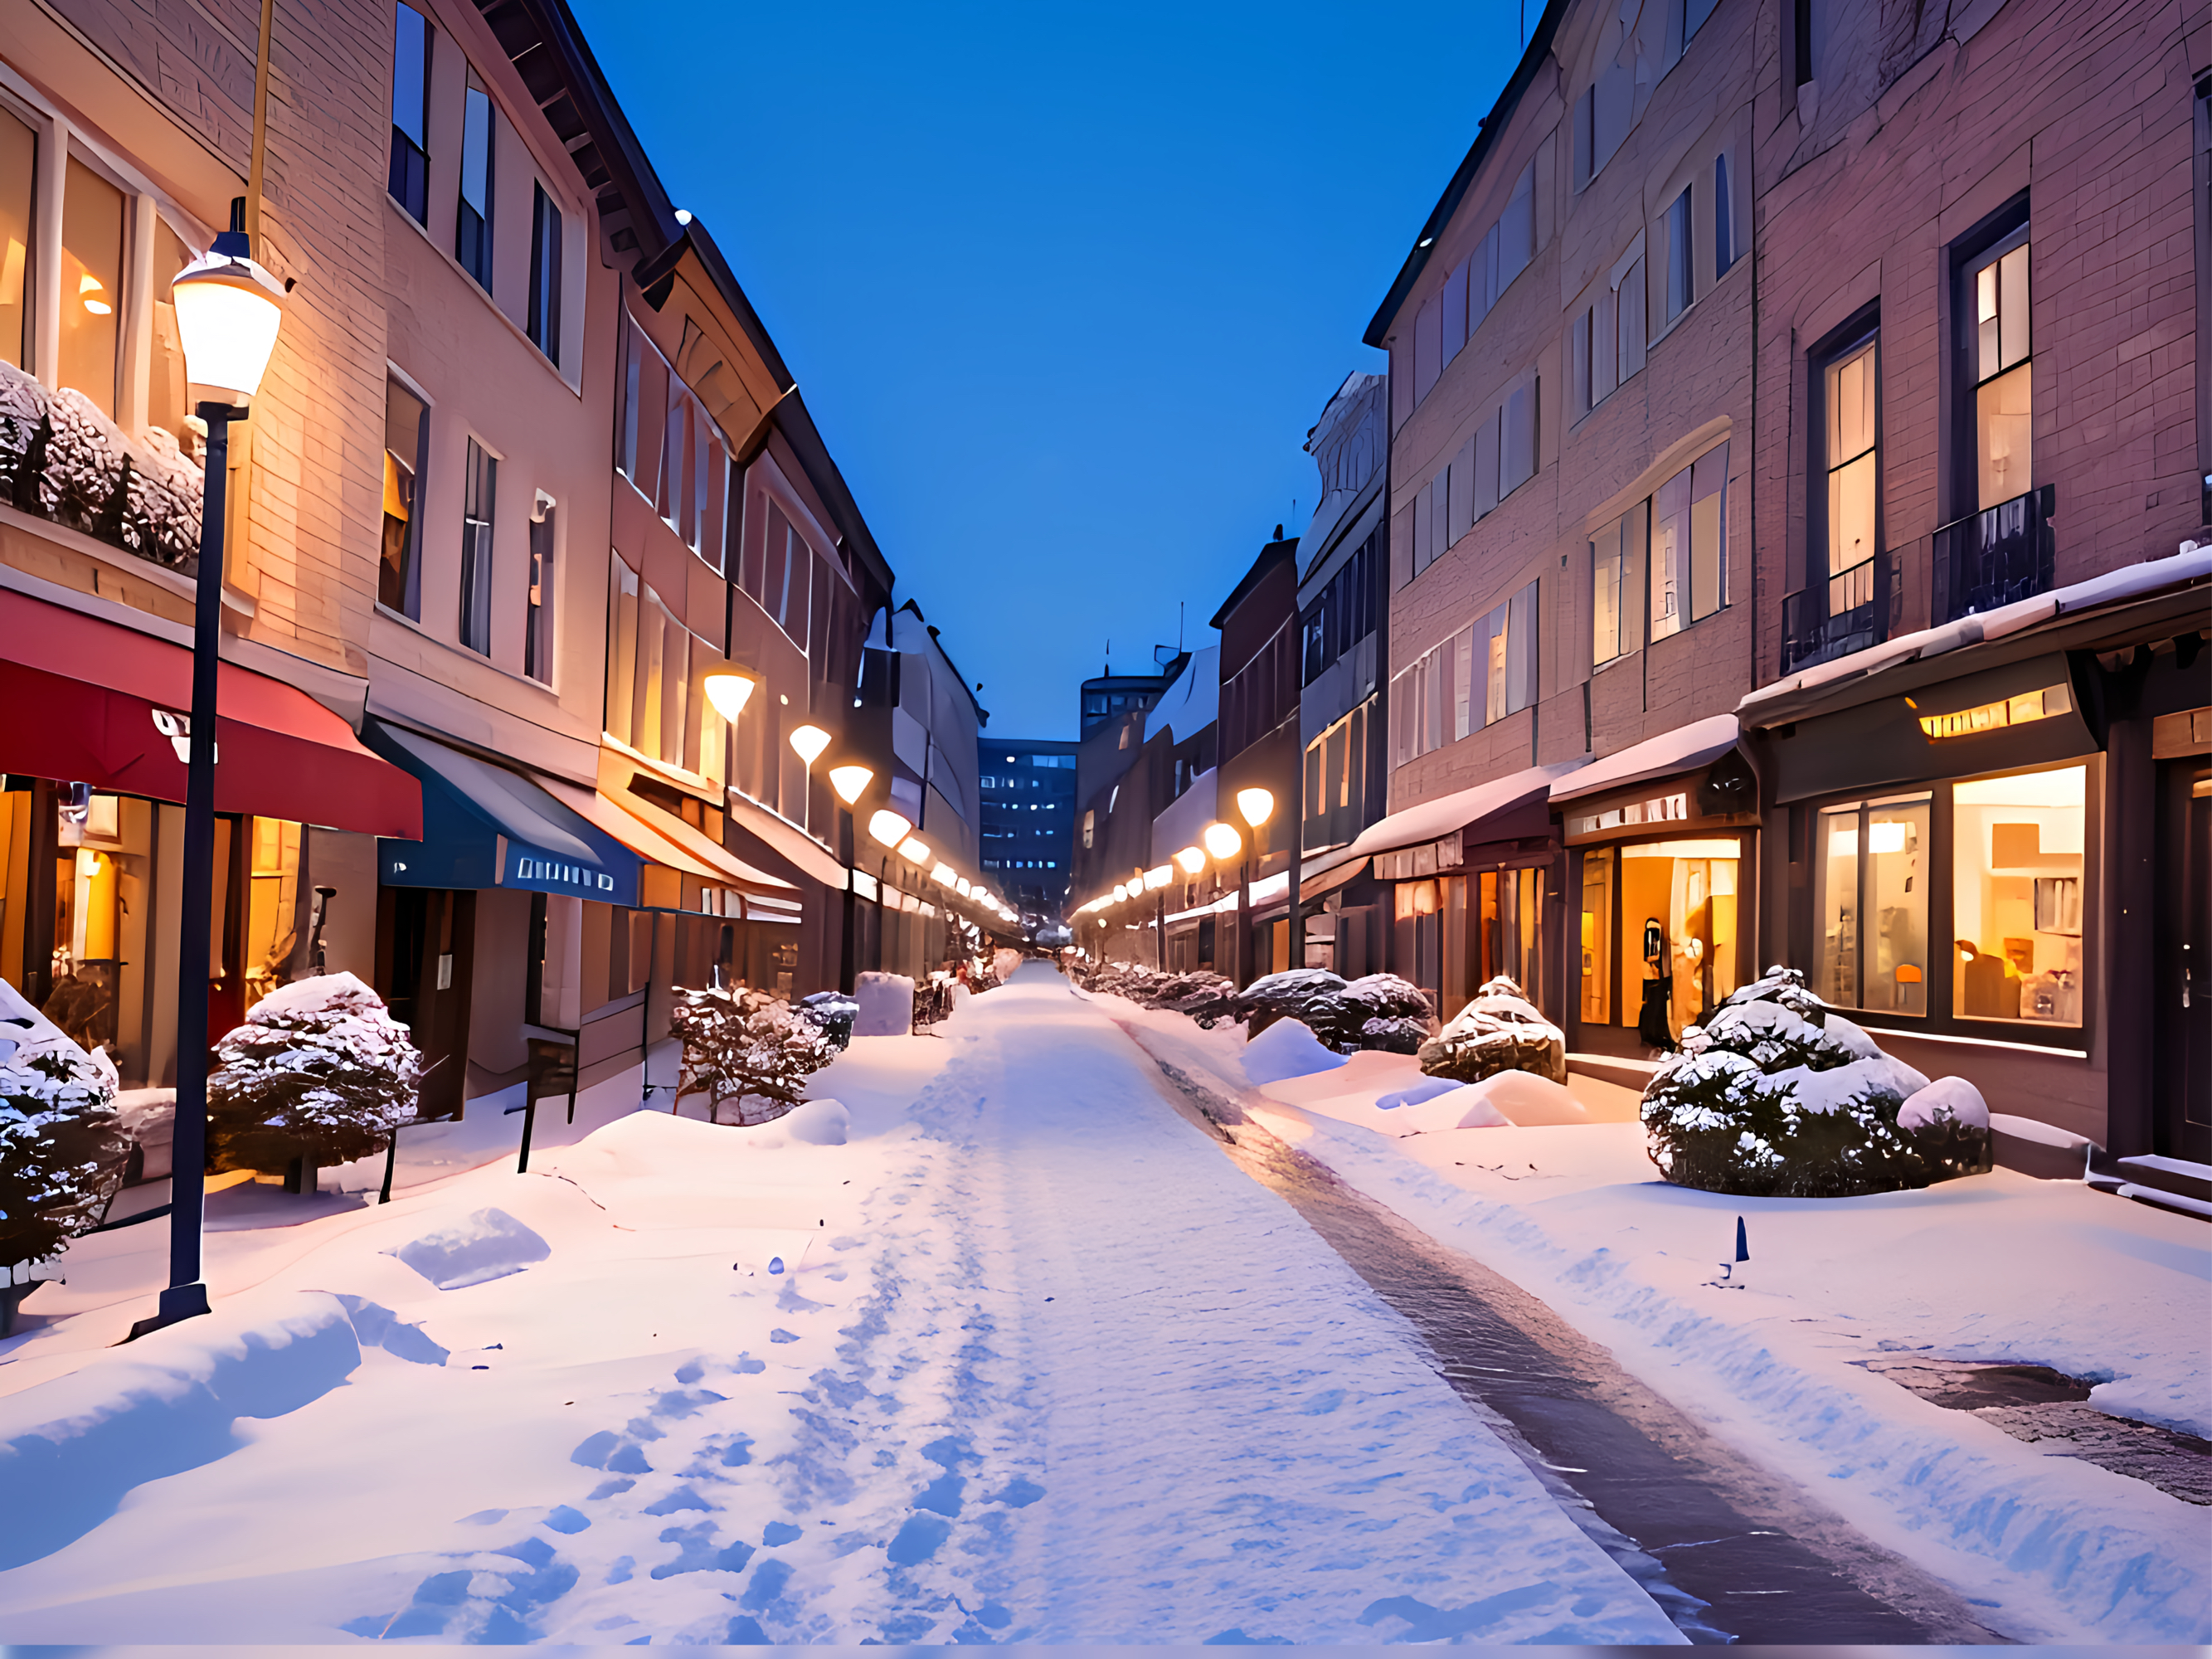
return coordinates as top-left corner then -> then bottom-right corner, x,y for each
0,589 -> 421,837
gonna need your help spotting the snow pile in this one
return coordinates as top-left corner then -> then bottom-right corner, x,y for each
1378,1082 -> 1511,1134
668,985 -> 838,1126
1076,961 -> 1242,1025
1641,966 -> 1989,1197
207,972 -> 421,1170
386,1207 -> 551,1291
0,1290 -> 361,1573
1418,975 -> 1567,1084
0,976 -> 125,1287
1238,1017 -> 1346,1086
851,972 -> 913,1038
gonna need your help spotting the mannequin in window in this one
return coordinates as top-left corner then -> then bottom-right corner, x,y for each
1638,915 -> 1674,1049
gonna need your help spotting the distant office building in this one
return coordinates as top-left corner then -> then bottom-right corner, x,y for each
1080,653 -> 1184,737
979,739 -> 1080,923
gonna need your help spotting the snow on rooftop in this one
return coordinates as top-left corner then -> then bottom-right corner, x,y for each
1142,645 -> 1219,747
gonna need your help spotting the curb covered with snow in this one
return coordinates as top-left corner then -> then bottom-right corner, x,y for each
0,1292 -> 362,1573
1245,1107 -> 2210,1645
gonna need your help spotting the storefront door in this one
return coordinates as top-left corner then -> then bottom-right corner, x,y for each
2155,757 -> 2210,1160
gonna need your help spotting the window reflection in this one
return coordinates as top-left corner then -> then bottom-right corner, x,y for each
1815,796 -> 1928,1012
61,157 -> 124,418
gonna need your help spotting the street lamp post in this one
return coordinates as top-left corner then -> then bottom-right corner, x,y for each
132,203 -> 284,1340
827,762 -> 874,993
1200,820 -> 1242,983
1233,788 -> 1275,989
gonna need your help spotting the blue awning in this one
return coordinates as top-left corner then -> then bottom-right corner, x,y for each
367,722 -> 641,907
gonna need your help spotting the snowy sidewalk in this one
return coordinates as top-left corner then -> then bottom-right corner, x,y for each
0,965 -> 1680,1644
1106,999 -> 2212,1647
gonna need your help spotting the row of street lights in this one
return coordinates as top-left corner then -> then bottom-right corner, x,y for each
1074,786 -> 1277,980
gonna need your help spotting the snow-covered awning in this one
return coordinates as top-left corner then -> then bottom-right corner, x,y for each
1739,544 -> 2212,726
1549,715 -> 1741,805
1337,758 -> 1590,877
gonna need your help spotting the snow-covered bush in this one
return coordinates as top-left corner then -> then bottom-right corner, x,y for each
0,977 -> 126,1287
1640,966 -> 1989,1197
1076,961 -> 1241,1025
207,972 -> 422,1172
1241,968 -> 1432,1052
1418,975 -> 1567,1084
670,985 -> 838,1126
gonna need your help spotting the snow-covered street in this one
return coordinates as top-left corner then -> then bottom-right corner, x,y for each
0,965 -> 1684,1645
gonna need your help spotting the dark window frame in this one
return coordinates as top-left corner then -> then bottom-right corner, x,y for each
388,2 -> 431,226
527,183 -> 562,366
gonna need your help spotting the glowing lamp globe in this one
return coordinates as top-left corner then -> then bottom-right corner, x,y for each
829,764 -> 873,805
1144,865 -> 1171,891
868,809 -> 912,848
1174,845 -> 1206,875
1202,821 -> 1242,861
788,724 -> 832,766
171,248 -> 285,399
898,837 -> 931,864
1235,787 -> 1276,830
702,670 -> 757,722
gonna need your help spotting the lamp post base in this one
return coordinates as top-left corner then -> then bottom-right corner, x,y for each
125,1282 -> 212,1342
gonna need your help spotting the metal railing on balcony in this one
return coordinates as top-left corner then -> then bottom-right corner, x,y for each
1932,484 -> 2054,625
1780,547 -> 1903,674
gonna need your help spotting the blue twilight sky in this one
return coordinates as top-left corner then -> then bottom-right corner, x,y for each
567,0 -> 1529,740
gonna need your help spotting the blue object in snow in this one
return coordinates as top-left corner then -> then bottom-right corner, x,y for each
768,1257 -> 785,1275
1734,1216 -> 1750,1262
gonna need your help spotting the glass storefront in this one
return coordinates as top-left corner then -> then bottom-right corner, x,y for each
1952,764 -> 2083,1026
1397,864 -> 1548,1019
1576,832 -> 1748,1045
1800,760 -> 2092,1039
1813,794 -> 1930,1014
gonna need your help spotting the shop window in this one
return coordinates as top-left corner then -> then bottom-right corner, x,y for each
389,2 -> 432,225
1580,847 -> 1614,1023
61,158 -> 124,419
1619,838 -> 1741,1039
1966,233 -> 2031,511
456,74 -> 493,289
1952,765 -> 2083,1025
380,377 -> 428,617
459,437 -> 497,655
0,105 -> 31,369
1473,868 -> 1548,1017
246,817 -> 302,1005
527,184 -> 562,366
1813,796 -> 1929,1014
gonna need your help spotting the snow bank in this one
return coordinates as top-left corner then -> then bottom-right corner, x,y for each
1223,1098 -> 2212,1644
0,1291 -> 361,1572
852,972 -> 914,1038
1374,1075 -> 1463,1111
1238,1017 -> 1345,1085
1381,1083 -> 1510,1134
777,1097 -> 849,1146
386,1208 -> 551,1291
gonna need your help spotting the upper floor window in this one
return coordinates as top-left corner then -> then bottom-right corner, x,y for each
456,74 -> 493,289
1389,580 -> 1537,767
524,501 -> 554,684
459,436 -> 496,655
527,185 -> 562,366
60,158 -> 124,421
1592,441 -> 1728,656
617,309 -> 732,568
1300,528 -> 1378,685
1665,186 -> 1694,324
1408,375 -> 1540,581
380,376 -> 429,617
1412,154 -> 1537,410
1966,232 -> 2031,512
1822,331 -> 1879,583
0,105 -> 32,371
389,2 -> 432,226
1591,500 -> 1647,669
1714,153 -> 1737,277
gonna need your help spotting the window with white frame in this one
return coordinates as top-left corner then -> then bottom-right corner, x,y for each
459,437 -> 497,655
1389,580 -> 1539,766
1965,228 -> 2031,511
1649,442 -> 1728,640
1591,499 -> 1648,668
1410,154 -> 1538,411
1407,375 -> 1541,582
615,308 -> 734,570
